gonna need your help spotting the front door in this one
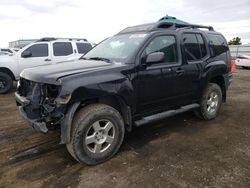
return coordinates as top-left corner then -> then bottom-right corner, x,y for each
135,34 -> 182,114
18,43 -> 52,75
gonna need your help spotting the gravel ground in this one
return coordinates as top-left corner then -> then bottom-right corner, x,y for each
0,69 -> 250,188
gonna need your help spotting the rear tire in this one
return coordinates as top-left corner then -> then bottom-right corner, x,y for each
242,66 -> 250,69
194,83 -> 222,120
0,72 -> 13,94
66,104 -> 125,165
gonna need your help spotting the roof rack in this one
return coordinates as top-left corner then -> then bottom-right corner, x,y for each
153,21 -> 214,31
37,37 -> 88,42
118,21 -> 214,34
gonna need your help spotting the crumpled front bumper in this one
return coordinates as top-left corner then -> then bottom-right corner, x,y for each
15,92 -> 48,133
18,106 -> 48,133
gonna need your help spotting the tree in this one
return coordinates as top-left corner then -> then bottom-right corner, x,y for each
228,37 -> 242,45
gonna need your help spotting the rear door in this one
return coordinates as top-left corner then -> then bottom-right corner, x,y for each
175,32 -> 209,105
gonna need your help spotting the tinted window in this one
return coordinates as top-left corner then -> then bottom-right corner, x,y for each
1,49 -> 12,53
183,33 -> 207,61
208,34 -> 228,56
76,43 -> 92,54
183,34 -> 200,61
53,42 -> 73,56
196,34 -> 207,58
22,44 -> 48,57
145,35 -> 178,63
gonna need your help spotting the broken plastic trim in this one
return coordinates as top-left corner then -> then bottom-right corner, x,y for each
19,107 -> 48,133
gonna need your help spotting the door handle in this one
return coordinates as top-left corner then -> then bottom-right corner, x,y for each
44,58 -> 51,62
175,69 -> 185,75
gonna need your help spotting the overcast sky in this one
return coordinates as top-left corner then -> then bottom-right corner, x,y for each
0,0 -> 250,47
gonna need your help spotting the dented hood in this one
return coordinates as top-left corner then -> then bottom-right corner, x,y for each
20,59 -> 118,84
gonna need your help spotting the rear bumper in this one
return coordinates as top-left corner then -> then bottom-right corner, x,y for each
235,60 -> 250,67
223,72 -> 233,90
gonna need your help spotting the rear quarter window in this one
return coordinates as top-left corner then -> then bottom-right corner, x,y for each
208,34 -> 229,56
76,43 -> 92,54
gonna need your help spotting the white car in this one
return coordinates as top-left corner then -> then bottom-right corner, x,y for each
0,48 -> 17,54
235,55 -> 250,69
0,38 -> 94,93
0,51 -> 11,56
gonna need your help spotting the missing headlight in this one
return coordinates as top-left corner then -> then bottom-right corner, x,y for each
44,84 -> 61,99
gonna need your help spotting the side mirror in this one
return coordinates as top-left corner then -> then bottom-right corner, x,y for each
21,50 -> 32,58
146,52 -> 165,64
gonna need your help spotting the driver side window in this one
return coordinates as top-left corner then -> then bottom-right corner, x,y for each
145,35 -> 178,64
21,44 -> 48,58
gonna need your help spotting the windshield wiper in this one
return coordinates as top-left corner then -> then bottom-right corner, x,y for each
88,57 -> 112,63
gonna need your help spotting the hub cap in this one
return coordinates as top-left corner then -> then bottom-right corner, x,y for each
207,92 -> 219,114
85,120 -> 115,154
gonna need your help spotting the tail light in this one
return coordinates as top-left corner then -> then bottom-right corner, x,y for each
230,57 -> 237,73
237,55 -> 249,60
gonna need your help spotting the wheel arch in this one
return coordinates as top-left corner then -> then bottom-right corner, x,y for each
0,67 -> 15,80
209,75 -> 226,102
60,94 -> 132,144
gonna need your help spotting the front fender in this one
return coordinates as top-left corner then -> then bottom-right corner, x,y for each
60,102 -> 80,144
0,57 -> 19,79
61,75 -> 135,110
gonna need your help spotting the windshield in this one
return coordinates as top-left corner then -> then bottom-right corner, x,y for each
84,33 -> 148,63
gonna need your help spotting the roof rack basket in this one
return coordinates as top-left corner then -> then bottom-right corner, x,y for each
153,22 -> 214,31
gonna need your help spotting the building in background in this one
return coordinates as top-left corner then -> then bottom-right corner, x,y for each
9,39 -> 38,49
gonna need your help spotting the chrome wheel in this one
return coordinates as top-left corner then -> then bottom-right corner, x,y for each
85,119 -> 115,154
207,91 -> 219,114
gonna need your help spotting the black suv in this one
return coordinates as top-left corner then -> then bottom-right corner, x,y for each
15,21 -> 233,165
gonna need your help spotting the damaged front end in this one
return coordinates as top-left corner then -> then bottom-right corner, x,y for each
15,78 -> 67,133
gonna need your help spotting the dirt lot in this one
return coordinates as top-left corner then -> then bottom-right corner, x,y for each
0,69 -> 250,188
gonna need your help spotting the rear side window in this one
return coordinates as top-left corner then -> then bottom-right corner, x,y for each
76,43 -> 92,54
196,34 -> 207,58
1,49 -> 12,53
53,42 -> 73,56
208,34 -> 229,56
183,33 -> 207,61
22,44 -> 48,57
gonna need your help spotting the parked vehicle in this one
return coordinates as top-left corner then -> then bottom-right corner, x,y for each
235,55 -> 250,68
16,20 -> 233,165
0,51 -> 10,56
0,48 -> 17,54
0,38 -> 94,93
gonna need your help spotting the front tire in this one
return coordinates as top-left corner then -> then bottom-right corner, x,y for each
194,83 -> 222,120
0,72 -> 13,94
66,104 -> 125,165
